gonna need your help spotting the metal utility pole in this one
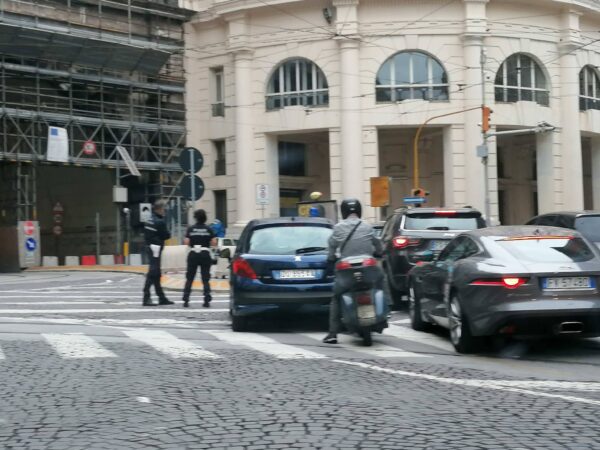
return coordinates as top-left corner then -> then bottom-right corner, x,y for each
480,46 -> 491,224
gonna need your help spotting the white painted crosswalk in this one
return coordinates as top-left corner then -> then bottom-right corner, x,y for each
123,329 -> 220,359
302,332 -> 427,358
0,328 -> 440,361
204,330 -> 327,359
42,333 -> 117,359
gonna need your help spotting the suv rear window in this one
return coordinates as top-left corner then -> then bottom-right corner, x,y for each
248,225 -> 332,255
403,213 -> 485,231
497,237 -> 595,263
575,216 -> 600,243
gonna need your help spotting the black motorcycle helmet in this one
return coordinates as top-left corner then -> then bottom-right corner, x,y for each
340,198 -> 362,219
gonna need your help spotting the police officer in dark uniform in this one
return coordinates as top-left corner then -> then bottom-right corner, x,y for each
142,200 -> 174,306
182,209 -> 217,308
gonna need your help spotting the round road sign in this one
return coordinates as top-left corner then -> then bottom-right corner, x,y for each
25,237 -> 37,252
83,140 -> 96,155
23,221 -> 35,235
53,225 -> 63,236
180,174 -> 205,201
179,147 -> 204,174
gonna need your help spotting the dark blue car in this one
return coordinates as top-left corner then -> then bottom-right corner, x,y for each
229,217 -> 334,331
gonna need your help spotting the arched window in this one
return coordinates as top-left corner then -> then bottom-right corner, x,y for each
494,53 -> 549,106
375,51 -> 449,102
580,65 -> 600,111
266,58 -> 328,110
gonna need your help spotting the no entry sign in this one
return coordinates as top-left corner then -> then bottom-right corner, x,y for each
83,140 -> 96,155
23,221 -> 35,235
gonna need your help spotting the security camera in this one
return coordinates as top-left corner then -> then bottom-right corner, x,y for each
123,207 -> 130,214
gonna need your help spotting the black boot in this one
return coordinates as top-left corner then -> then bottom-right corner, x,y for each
159,297 -> 174,305
322,334 -> 338,344
143,296 -> 157,307
182,298 -> 189,308
203,294 -> 211,308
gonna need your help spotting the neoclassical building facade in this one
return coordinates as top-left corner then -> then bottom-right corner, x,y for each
184,0 -> 600,231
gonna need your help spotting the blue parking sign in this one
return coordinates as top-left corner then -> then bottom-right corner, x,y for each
25,237 -> 37,252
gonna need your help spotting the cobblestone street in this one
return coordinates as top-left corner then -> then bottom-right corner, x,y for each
1,272 -> 600,449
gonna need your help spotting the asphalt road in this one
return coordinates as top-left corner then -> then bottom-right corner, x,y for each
1,271 -> 600,449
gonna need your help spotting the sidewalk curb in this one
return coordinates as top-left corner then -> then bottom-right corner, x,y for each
25,266 -> 230,292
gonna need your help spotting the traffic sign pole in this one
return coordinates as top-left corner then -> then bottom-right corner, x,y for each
190,150 -> 195,207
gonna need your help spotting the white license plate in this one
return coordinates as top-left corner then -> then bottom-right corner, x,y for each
357,305 -> 376,320
279,269 -> 317,280
430,240 -> 448,251
544,277 -> 592,290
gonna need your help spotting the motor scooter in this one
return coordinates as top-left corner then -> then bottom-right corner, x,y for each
335,255 -> 389,346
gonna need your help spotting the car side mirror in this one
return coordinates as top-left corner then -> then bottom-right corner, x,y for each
219,248 -> 231,260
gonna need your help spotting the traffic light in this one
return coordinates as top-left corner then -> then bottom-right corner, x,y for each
482,106 -> 492,133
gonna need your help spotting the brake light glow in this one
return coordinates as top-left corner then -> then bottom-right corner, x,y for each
336,261 -> 351,270
470,277 -> 528,289
356,293 -> 372,305
434,210 -> 457,216
232,258 -> 257,279
393,237 -> 421,249
336,257 -> 377,270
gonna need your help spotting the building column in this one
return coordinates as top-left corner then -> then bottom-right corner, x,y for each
591,137 -> 600,210
462,0 -> 490,218
339,38 -> 363,202
329,127 -> 342,202
232,49 -> 256,228
443,125 -> 466,208
334,0 -> 363,204
362,126 -> 379,221
255,133 -> 280,218
559,11 -> 584,209
536,131 -> 562,213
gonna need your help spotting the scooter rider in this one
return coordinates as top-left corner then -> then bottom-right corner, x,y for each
322,198 -> 383,344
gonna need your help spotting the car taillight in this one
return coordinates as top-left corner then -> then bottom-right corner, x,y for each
356,292 -> 372,305
362,258 -> 377,267
393,237 -> 421,249
470,277 -> 528,289
232,258 -> 257,279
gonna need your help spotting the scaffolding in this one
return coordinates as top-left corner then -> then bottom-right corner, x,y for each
0,0 -> 191,226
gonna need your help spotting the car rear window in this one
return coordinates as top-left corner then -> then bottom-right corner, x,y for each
404,213 -> 485,231
496,237 -> 595,263
575,216 -> 600,243
248,225 -> 332,255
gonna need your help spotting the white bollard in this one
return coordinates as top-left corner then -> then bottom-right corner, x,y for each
99,255 -> 115,265
64,256 -> 79,266
42,256 -> 59,267
129,253 -> 142,265
161,245 -> 189,271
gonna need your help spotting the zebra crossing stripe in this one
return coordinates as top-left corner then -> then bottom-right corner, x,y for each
42,333 -> 117,359
123,330 -> 220,359
384,325 -> 454,353
202,330 -> 327,359
301,333 -> 428,358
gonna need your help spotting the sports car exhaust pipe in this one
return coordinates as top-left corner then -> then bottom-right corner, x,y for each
557,321 -> 584,334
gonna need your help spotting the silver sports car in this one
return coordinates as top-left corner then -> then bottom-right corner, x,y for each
408,226 -> 600,353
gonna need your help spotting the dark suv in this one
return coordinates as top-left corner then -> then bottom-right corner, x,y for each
526,211 -> 600,247
381,207 -> 486,303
